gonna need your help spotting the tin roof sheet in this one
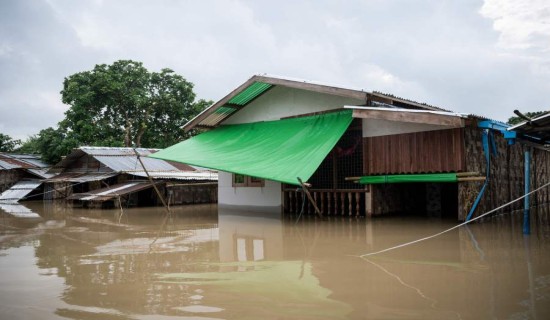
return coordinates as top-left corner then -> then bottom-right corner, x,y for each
67,181 -> 154,201
130,171 -> 218,181
44,172 -> 118,183
0,153 -> 49,171
508,112 -> 550,142
0,180 -> 43,202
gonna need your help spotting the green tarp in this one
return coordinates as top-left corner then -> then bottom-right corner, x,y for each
359,173 -> 458,184
150,110 -> 353,186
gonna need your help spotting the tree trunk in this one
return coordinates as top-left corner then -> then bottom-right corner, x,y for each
124,117 -> 132,147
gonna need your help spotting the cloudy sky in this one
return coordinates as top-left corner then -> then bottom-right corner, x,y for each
1,0 -> 549,140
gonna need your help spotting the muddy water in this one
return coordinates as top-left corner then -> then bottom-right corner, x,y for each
1,202 -> 550,319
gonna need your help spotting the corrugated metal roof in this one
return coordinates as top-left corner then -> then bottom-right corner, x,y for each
183,74 -> 460,131
130,171 -> 218,180
26,168 -> 55,179
508,112 -> 550,143
44,172 -> 118,183
0,203 -> 41,218
80,146 -> 159,156
0,153 -> 50,175
0,180 -> 42,202
50,147 -> 217,181
67,181 -> 154,201
94,155 -> 178,172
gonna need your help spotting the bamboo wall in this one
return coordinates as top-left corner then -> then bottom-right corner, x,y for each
459,126 -> 550,221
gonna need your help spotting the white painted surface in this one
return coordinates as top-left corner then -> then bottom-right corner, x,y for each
223,86 -> 364,125
218,171 -> 282,207
362,118 -> 458,137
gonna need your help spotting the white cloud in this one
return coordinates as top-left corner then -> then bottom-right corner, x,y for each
480,0 -> 550,52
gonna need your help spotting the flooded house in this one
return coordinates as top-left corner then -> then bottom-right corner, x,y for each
0,153 -> 53,204
150,74 -> 550,220
44,147 -> 218,208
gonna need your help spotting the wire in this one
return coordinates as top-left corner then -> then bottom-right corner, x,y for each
360,180 -> 550,257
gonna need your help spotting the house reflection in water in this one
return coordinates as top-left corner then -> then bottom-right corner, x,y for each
218,209 -> 283,263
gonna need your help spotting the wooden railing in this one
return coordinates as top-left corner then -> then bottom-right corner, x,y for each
283,189 -> 365,216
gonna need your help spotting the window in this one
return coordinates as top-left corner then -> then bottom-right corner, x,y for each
232,174 -> 265,187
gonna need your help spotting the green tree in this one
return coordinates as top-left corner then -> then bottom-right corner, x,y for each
507,111 -> 548,125
0,133 -> 21,152
61,60 -> 209,148
21,127 -> 79,164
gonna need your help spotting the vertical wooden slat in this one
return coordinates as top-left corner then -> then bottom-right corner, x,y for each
363,128 -> 465,174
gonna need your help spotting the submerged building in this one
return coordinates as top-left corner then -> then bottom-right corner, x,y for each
45,147 -> 218,208
0,153 -> 53,203
150,74 -> 550,220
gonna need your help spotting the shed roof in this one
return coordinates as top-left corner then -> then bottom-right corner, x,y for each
0,180 -> 42,203
183,74 -> 448,131
508,112 -> 550,143
67,181 -> 156,202
51,147 -> 217,182
0,153 -> 49,171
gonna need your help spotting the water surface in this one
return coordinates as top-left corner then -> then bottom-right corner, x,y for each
1,202 -> 549,319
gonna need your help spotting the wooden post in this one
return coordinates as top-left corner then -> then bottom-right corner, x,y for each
524,150 -> 531,235
355,192 -> 360,216
340,192 -> 345,216
297,178 -> 322,217
133,149 -> 171,215
348,192 -> 352,216
320,192 -> 325,214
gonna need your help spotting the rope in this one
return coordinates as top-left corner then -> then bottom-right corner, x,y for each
360,179 -> 550,257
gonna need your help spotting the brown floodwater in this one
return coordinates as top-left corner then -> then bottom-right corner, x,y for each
1,202 -> 550,319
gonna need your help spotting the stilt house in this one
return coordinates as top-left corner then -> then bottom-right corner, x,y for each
151,75 -> 550,220
45,147 -> 218,208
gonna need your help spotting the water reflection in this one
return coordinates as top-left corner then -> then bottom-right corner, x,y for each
0,202 -> 549,319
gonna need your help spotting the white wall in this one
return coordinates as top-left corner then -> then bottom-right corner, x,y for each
362,118 -> 457,137
224,86 -> 364,125
218,171 -> 282,208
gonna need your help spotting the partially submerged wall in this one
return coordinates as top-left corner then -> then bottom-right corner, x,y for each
459,126 -> 550,221
218,171 -> 281,212
0,170 -> 24,193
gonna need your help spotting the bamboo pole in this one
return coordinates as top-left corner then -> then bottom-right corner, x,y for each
297,177 -> 322,217
133,149 -> 171,215
456,172 -> 480,177
457,177 -> 486,182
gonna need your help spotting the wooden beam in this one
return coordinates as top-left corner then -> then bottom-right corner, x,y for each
352,109 -> 464,127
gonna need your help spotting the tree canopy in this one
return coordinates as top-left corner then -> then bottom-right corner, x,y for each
0,133 -> 21,152
26,60 -> 209,164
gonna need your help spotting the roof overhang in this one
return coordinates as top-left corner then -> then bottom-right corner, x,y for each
184,74 -> 452,132
507,112 -> 550,144
347,106 -> 466,127
67,181 -> 157,202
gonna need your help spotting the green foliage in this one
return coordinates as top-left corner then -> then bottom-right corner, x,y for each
507,111 -> 548,125
0,133 -> 21,152
19,60 -> 209,164
60,60 -> 209,148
